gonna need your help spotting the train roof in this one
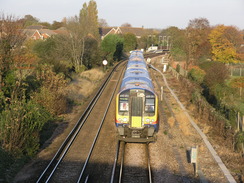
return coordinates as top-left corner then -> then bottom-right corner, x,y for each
119,50 -> 155,93
120,73 -> 154,93
127,60 -> 146,65
129,50 -> 144,57
127,61 -> 147,69
124,69 -> 150,78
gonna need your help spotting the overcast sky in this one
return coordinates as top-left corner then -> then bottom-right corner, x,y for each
1,0 -> 243,29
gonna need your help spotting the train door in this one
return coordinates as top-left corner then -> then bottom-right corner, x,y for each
130,96 -> 143,128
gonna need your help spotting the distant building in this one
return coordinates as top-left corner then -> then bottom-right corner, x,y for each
99,27 -> 159,39
21,27 -> 68,40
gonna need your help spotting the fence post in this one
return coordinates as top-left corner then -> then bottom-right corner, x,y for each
242,115 -> 244,132
237,112 -> 240,131
161,86 -> 163,101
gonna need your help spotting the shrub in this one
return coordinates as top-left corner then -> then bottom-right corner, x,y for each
235,131 -> 244,152
203,62 -> 229,89
188,66 -> 206,84
176,64 -> 181,73
0,98 -> 52,157
33,87 -> 67,115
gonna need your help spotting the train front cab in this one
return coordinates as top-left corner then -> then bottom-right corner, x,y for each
115,89 -> 158,142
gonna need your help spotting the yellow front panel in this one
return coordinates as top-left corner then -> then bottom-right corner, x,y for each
131,116 -> 142,127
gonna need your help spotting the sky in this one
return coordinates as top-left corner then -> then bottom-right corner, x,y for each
0,0 -> 243,29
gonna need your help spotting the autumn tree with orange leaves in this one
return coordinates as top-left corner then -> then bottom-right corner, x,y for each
208,25 -> 242,63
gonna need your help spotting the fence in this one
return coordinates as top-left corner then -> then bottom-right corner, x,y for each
229,65 -> 244,77
168,65 -> 244,153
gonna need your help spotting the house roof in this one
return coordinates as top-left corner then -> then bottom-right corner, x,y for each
100,27 -> 159,39
120,27 -> 146,37
39,29 -> 57,36
21,29 -> 57,39
53,27 -> 69,35
22,29 -> 36,37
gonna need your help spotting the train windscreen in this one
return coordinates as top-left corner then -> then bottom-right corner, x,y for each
119,91 -> 129,115
145,91 -> 155,116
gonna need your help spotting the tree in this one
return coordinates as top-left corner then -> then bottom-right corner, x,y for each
39,22 -> 51,29
80,0 -> 100,68
121,23 -> 132,27
209,25 -> 239,63
186,18 -> 211,68
83,36 -> 100,69
51,21 -> 64,30
65,16 -> 84,71
160,26 -> 187,61
101,34 -> 124,64
203,62 -> 229,89
80,0 -> 99,39
21,14 -> 39,27
202,62 -> 230,104
64,0 -> 100,72
123,33 -> 137,52
98,18 -> 109,27
224,26 -> 243,51
0,14 -> 26,92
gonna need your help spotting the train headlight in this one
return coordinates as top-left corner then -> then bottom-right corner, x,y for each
123,118 -> 128,122
146,118 -> 150,123
118,118 -> 122,122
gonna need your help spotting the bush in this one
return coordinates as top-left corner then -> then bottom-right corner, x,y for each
176,64 -> 181,73
171,47 -> 187,61
33,87 -> 67,115
0,98 -> 52,157
203,62 -> 229,89
235,131 -> 244,152
188,66 -> 206,84
33,64 -> 68,115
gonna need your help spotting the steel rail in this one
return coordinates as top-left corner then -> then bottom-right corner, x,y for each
110,140 -> 120,183
36,62 -> 125,183
76,62 -> 125,183
118,142 -> 125,183
146,143 -> 152,183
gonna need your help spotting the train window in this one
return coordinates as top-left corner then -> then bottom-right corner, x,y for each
119,92 -> 129,113
119,101 -> 128,112
145,98 -> 155,112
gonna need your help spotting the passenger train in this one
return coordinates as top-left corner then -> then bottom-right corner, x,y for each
115,50 -> 159,142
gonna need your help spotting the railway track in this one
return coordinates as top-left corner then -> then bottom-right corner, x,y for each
110,141 -> 152,183
16,53 -> 237,183
36,61 -> 126,183
31,53 -> 234,183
